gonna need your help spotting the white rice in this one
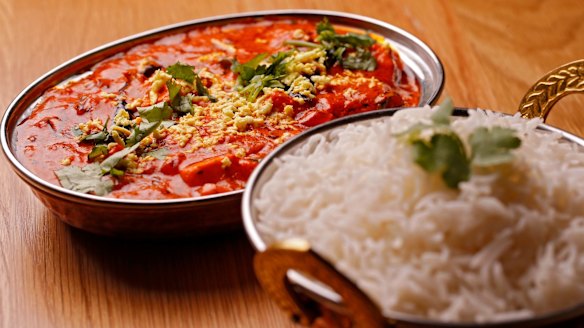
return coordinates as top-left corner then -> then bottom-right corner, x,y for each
254,107 -> 584,323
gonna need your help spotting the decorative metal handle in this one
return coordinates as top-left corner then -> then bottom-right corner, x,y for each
518,59 -> 584,120
254,239 -> 386,328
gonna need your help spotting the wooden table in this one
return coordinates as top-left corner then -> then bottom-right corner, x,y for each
1,0 -> 583,327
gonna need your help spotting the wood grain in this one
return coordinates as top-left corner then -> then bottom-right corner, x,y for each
1,0 -> 583,327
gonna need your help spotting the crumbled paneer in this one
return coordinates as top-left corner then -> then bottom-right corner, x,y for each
78,118 -> 104,134
288,76 -> 315,103
148,70 -> 173,104
284,48 -> 327,85
113,109 -> 132,127
221,156 -> 232,168
99,92 -> 117,99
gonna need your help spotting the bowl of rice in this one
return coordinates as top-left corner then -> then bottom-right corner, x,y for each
242,98 -> 584,327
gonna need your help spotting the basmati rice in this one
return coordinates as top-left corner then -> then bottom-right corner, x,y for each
254,107 -> 584,323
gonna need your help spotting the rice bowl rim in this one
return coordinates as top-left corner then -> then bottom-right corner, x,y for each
242,106 -> 584,327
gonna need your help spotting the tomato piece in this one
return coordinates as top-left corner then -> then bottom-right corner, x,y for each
297,110 -> 334,127
179,155 -> 227,187
229,159 -> 258,180
108,144 -> 124,156
160,152 -> 186,175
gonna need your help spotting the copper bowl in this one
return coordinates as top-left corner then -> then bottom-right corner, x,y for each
0,10 -> 444,237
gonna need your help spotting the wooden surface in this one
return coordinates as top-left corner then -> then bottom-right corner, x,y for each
1,0 -> 583,327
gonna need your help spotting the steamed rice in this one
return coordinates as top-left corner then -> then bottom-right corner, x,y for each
254,107 -> 584,323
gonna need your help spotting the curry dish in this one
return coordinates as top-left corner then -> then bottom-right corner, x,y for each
15,18 -> 420,199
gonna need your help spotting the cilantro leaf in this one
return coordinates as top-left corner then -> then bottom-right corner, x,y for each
341,48 -> 377,71
161,120 -> 176,128
412,133 -> 470,188
55,163 -> 113,196
166,62 -> 196,84
232,53 -> 268,85
125,121 -> 161,147
194,75 -> 216,102
81,117 -> 110,143
166,62 -> 215,103
232,52 -> 292,101
84,131 -> 109,142
284,40 -> 320,48
166,80 -> 182,107
100,142 -> 141,173
137,102 -> 173,123
88,144 -> 108,161
72,126 -> 83,137
470,126 -> 522,166
176,95 -> 193,114
316,17 -> 335,34
430,98 -> 454,125
110,167 -> 125,177
315,17 -> 377,71
144,148 -> 170,160
402,99 -> 523,189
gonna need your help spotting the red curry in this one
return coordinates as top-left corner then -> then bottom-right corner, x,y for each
16,18 -> 420,199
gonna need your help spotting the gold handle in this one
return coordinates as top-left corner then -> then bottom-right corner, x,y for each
254,239 -> 386,328
518,59 -> 584,120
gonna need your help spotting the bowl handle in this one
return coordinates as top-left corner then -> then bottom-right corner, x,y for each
518,59 -> 584,121
254,239 -> 386,328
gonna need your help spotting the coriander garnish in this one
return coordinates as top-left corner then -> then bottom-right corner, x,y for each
403,100 -> 522,188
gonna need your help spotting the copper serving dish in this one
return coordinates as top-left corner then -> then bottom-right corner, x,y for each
242,60 -> 584,327
0,10 -> 444,237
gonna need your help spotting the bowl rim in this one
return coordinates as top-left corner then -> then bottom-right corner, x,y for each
0,9 -> 444,207
241,106 -> 584,327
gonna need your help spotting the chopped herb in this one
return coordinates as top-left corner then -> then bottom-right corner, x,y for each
315,17 -> 377,71
166,62 -> 215,103
55,163 -> 113,196
470,126 -> 522,166
412,133 -> 470,189
194,75 -> 217,102
232,53 -> 268,85
72,126 -> 83,137
160,120 -> 176,128
88,144 -> 108,161
430,98 -> 454,125
137,102 -> 173,123
166,62 -> 196,84
341,48 -> 377,71
125,121 -> 161,147
100,142 -> 141,173
166,80 -> 182,107
109,167 -> 125,177
402,99 -> 522,189
232,52 -> 292,101
81,117 -> 110,143
176,95 -> 193,114
284,40 -> 320,48
84,131 -> 109,142
144,148 -> 170,160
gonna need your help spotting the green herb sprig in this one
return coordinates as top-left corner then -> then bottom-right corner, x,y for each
404,100 -> 522,188
166,62 -> 216,108
232,51 -> 292,102
55,101 -> 174,195
316,18 -> 377,71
